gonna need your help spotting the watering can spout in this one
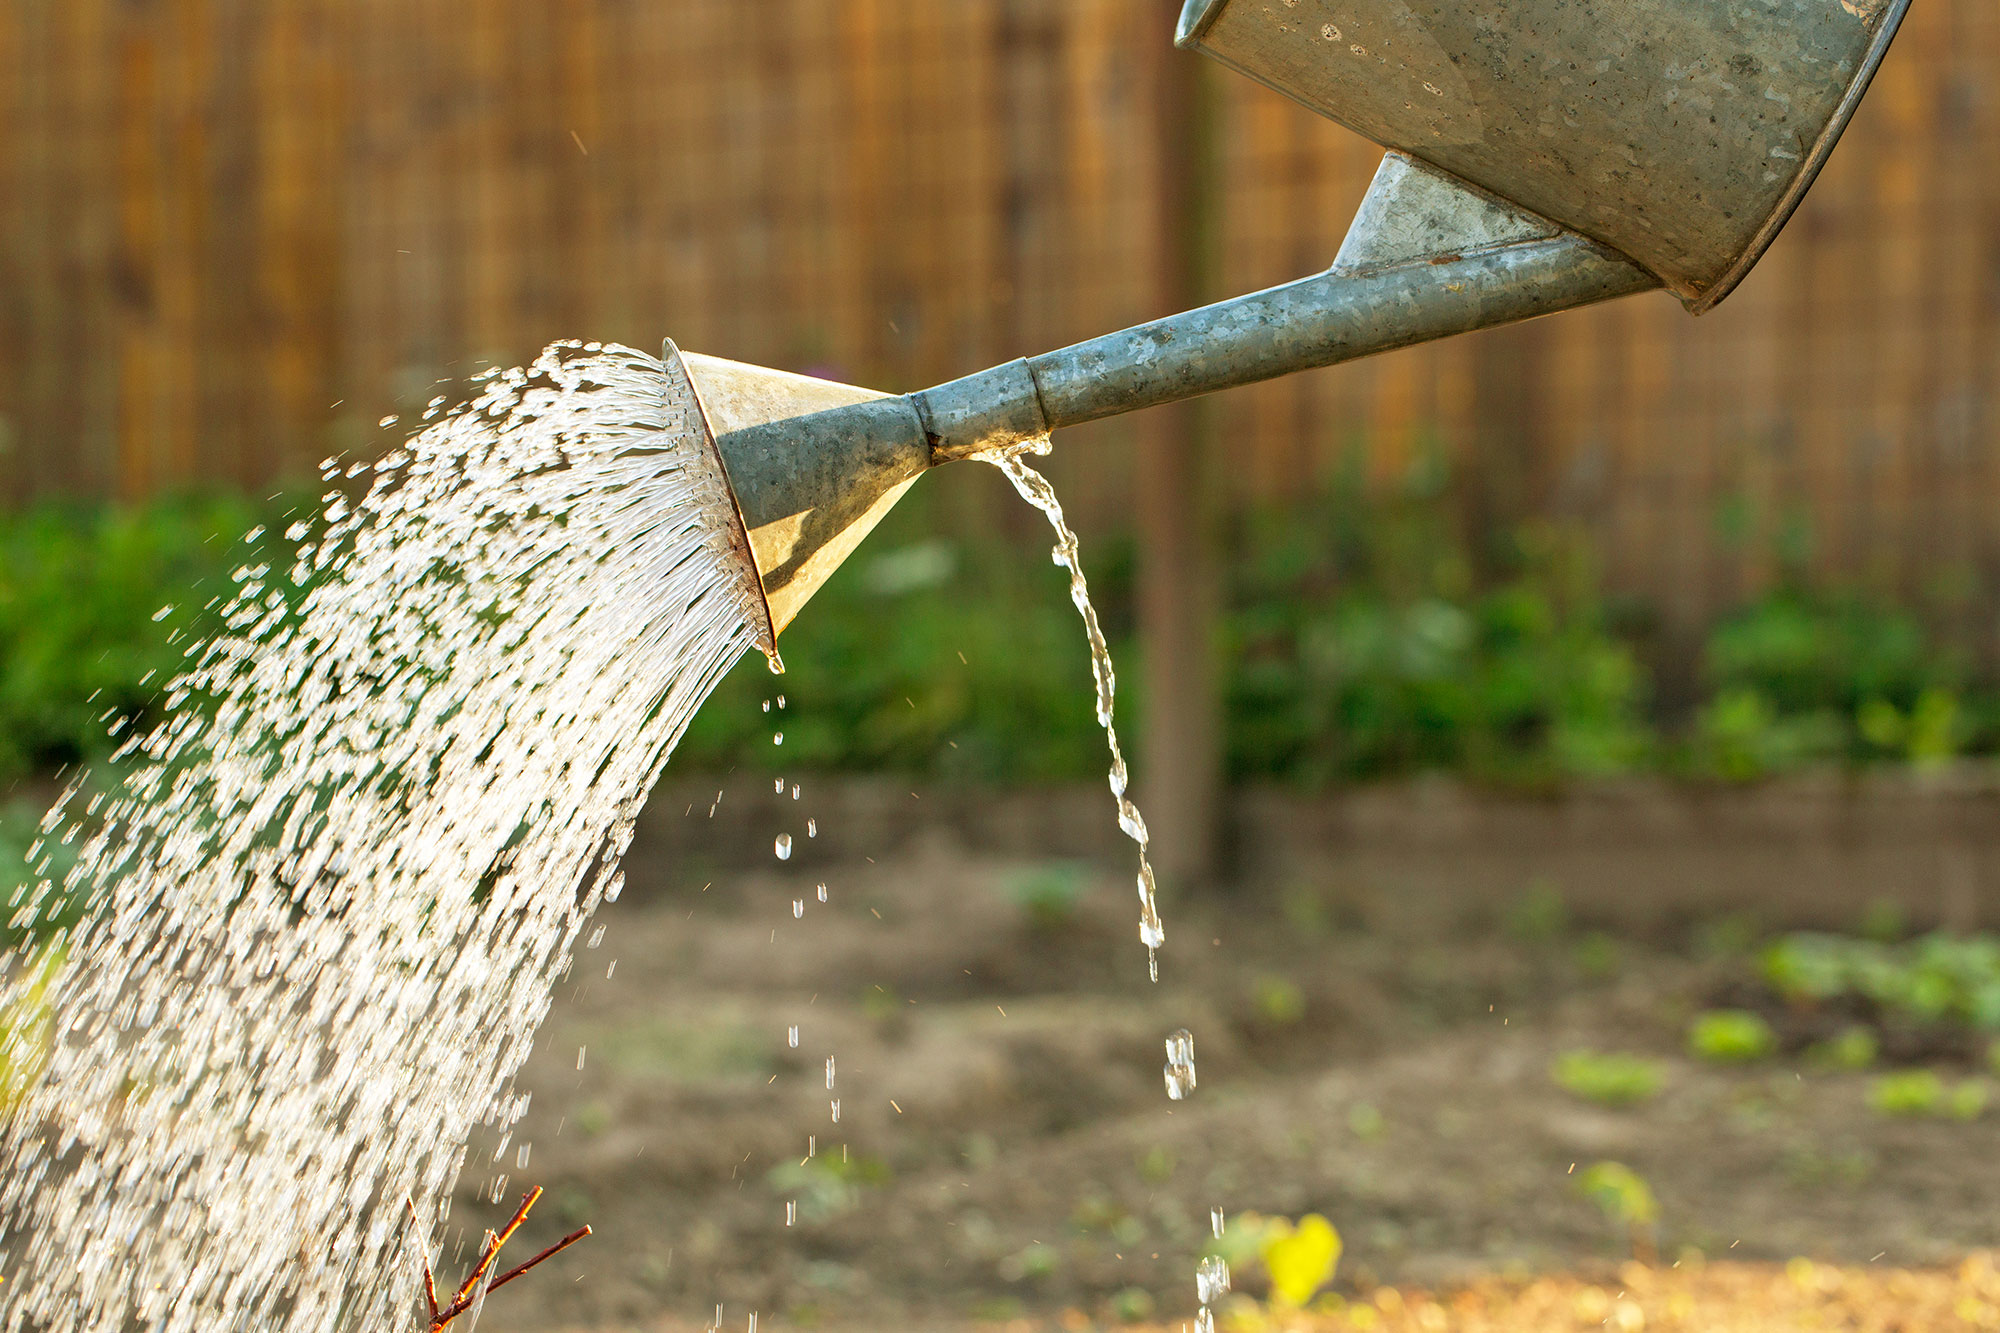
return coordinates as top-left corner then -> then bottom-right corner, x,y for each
677,0 -> 1910,639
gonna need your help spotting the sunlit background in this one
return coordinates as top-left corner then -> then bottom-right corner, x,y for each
3,1 -> 2000,1329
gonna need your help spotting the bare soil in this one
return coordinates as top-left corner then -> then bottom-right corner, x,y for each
463,806 -> 2000,1333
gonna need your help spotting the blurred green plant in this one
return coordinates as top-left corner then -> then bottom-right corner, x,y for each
1687,1009 -> 1778,1063
1251,974 -> 1307,1026
1573,1161 -> 1659,1260
765,1152 -> 891,1224
1227,455 -> 1652,787
1804,1026 -> 1879,1072
1001,861 -> 1090,932
1689,588 -> 1982,780
0,943 -> 62,1115
1867,1069 -> 1987,1120
1552,1049 -> 1666,1107
1505,879 -> 1571,943
1761,931 -> 2000,1031
0,493 -> 297,779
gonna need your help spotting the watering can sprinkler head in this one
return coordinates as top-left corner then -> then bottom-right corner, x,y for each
676,0 -> 1911,641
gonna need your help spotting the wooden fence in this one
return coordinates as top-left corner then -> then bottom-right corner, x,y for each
1,0 -> 1996,645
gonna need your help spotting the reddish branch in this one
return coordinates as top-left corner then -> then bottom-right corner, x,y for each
406,1186 -> 591,1331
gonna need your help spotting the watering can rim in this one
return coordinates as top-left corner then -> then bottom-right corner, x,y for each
663,337 -> 781,658
1173,0 -> 1915,313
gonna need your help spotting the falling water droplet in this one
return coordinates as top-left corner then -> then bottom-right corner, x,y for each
807,1134 -> 816,1157
748,1314 -> 759,1333
577,1046 -> 587,1072
785,1201 -> 796,1227
763,699 -> 772,713
1196,1255 -> 1231,1305
793,899 -> 804,918
816,882 -> 828,903
1163,1028 -> 1196,1100
1196,1307 -> 1216,1333
788,1025 -> 800,1048
825,1057 -> 836,1090
586,925 -> 606,949
829,1099 -> 841,1123
377,414 -> 398,428
774,777 -> 785,794
1211,1207 -> 1226,1237
806,818 -> 817,838
774,833 -> 793,860
773,732 -> 784,746
777,695 -> 786,709
791,784 -> 801,800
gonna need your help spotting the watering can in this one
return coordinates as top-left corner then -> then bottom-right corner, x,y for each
672,0 -> 1911,652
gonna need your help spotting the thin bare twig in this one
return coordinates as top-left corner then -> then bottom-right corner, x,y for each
417,1185 -> 589,1332
404,1196 -> 439,1320
484,1225 -> 592,1296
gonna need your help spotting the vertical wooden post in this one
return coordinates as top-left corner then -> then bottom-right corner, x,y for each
1136,4 -> 1222,893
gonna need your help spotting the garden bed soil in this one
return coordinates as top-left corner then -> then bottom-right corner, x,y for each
465,776 -> 2000,1332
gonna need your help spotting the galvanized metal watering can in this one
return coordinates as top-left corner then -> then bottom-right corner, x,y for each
674,0 -> 1911,651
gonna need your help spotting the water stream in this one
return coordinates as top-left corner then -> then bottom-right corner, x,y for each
984,445 -> 1167,978
0,342 -> 768,1330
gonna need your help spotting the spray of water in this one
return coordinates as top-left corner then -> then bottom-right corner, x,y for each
0,342 -> 766,1329
983,444 -> 1166,979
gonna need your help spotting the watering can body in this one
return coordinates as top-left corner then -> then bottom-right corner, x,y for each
678,0 -> 1914,641
1177,0 -> 1910,310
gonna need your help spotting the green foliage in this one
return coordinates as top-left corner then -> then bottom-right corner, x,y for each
1346,1102 -> 1385,1140
1505,879 -> 1571,943
1575,1161 -> 1659,1229
1227,457 -> 1652,787
1690,589 -> 1982,779
1574,1161 -> 1659,1260
0,493 -> 296,780
675,513 -> 1116,784
1805,1027 -> 1879,1072
1760,931 -> 2000,1030
1001,861 -> 1090,932
0,943 -> 62,1115
1552,1049 -> 1666,1107
1110,1287 -> 1155,1322
1687,1009 -> 1778,1063
765,1152 -> 891,1224
1866,1069 -> 1986,1120
1251,974 -> 1307,1026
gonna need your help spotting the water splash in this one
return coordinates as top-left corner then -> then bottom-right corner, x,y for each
984,445 -> 1165,978
0,342 -> 765,1329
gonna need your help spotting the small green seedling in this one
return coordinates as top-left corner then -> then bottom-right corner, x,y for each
1868,1070 -> 1986,1120
1347,1102 -> 1386,1141
1864,1064 -> 1976,1112
1506,880 -> 1570,943
1805,1026 -> 1877,1071
1003,862 -> 1090,932
1552,1049 -> 1666,1107
1110,1287 -> 1155,1322
1252,974 -> 1307,1026
1869,1069 -> 1944,1117
1574,1161 -> 1658,1261
1687,1009 -> 1777,1063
